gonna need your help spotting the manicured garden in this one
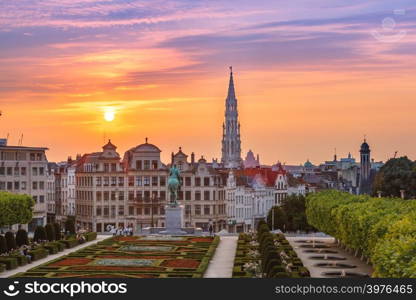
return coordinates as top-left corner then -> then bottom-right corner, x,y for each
232,221 -> 310,278
14,235 -> 219,278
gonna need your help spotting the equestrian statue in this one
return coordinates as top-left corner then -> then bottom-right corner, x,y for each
167,165 -> 182,207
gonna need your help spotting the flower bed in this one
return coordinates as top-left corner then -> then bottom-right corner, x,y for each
13,235 -> 219,278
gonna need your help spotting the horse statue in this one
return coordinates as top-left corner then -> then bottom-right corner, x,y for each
167,165 -> 182,207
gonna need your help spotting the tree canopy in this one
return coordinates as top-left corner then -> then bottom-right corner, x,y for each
373,156 -> 416,199
0,191 -> 34,226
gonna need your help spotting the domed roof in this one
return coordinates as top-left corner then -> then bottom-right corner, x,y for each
360,139 -> 370,152
304,159 -> 314,168
130,138 -> 161,153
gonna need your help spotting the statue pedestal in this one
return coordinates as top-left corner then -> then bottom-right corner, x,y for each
160,205 -> 187,235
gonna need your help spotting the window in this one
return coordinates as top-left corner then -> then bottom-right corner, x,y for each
14,181 -> 19,190
195,191 -> 201,201
103,177 -> 109,186
7,167 -> 12,176
204,177 -> 210,186
0,181 -> 5,190
111,191 -> 116,201
96,177 -> 102,186
118,191 -> 124,201
143,176 -> 150,186
185,191 -> 191,201
160,176 -> 166,186
136,160 -> 142,170
118,176 -> 124,186
0,167 -> 4,175
21,181 -> 26,190
136,191 -> 142,201
195,205 -> 201,215
7,182 -> 12,190
118,205 -> 124,216
136,176 -> 142,186
152,176 -> 158,186
39,181 -> 44,190
103,206 -> 109,217
144,207 -> 150,215
30,153 -> 35,161
204,191 -> 210,200
160,191 -> 166,201
144,160 -> 150,170
21,167 -> 26,176
96,191 -> 102,201
96,206 -> 102,216
39,167 -> 44,176
185,177 -> 191,186
137,207 -> 142,215
14,167 -> 19,176
144,191 -> 150,201
111,176 -> 117,186
185,205 -> 191,215
178,191 -> 183,201
152,160 -> 158,169
104,163 -> 109,172
111,163 -> 117,172
128,191 -> 135,201
32,182 -> 38,190
103,191 -> 109,201
128,176 -> 134,186
195,177 -> 201,186
204,205 -> 210,215
129,206 -> 135,215
33,196 -> 38,203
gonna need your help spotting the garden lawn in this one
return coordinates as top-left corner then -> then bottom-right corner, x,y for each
13,236 -> 219,278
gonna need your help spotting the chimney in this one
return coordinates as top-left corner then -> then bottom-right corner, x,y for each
191,152 -> 195,164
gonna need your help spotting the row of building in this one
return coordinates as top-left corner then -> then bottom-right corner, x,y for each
0,67 -> 382,233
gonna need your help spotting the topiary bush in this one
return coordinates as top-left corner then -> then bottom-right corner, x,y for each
16,229 -> 29,247
65,218 -> 76,234
5,231 -> 16,251
53,223 -> 61,240
45,224 -> 55,241
0,235 -> 7,254
33,226 -> 47,242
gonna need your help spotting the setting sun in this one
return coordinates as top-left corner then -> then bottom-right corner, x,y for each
104,109 -> 115,122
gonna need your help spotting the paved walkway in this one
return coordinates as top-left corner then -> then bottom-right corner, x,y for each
1,235 -> 109,278
204,236 -> 238,278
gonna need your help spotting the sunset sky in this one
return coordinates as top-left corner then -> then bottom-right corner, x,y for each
1,0 -> 415,165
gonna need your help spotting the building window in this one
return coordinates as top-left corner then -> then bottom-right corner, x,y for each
32,182 -> 38,190
128,191 -> 134,201
160,191 -> 166,201
152,160 -> 158,169
136,160 -> 142,170
143,176 -> 150,186
129,206 -> 134,215
144,160 -> 150,170
178,191 -> 183,201
103,191 -> 109,201
136,176 -> 142,186
118,176 -> 124,186
185,191 -> 191,201
96,177 -> 102,186
111,177 -> 117,186
96,191 -> 102,201
185,177 -> 191,186
14,181 -> 19,190
118,191 -> 124,201
204,205 -> 210,215
204,177 -> 210,186
195,205 -> 201,215
111,191 -> 116,201
160,176 -> 166,186
21,181 -> 26,190
152,176 -> 158,186
128,176 -> 134,186
204,191 -> 210,201
96,207 -> 102,216
111,163 -> 117,172
144,207 -> 150,215
185,205 -> 191,215
7,182 -> 12,190
103,177 -> 109,186
195,177 -> 201,186
103,206 -> 109,217
39,182 -> 44,190
118,205 -> 124,216
195,191 -> 201,201
0,167 -> 4,175
39,167 -> 44,176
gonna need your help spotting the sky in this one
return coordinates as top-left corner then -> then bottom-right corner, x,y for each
0,0 -> 416,165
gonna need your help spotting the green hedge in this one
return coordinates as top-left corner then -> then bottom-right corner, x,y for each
306,190 -> 416,278
0,257 -> 18,270
28,247 -> 48,261
84,232 -> 97,242
9,254 -> 28,266
0,263 -> 5,273
60,239 -> 79,248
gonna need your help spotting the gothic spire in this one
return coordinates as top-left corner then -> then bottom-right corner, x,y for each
227,66 -> 236,101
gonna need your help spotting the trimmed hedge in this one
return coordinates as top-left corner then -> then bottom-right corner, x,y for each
0,263 -> 5,273
34,226 -> 47,242
60,239 -> 79,248
28,247 -> 48,261
84,232 -> 97,242
5,231 -> 16,251
0,257 -> 18,270
45,223 -> 56,242
306,190 -> 416,278
9,254 -> 28,266
16,229 -> 29,247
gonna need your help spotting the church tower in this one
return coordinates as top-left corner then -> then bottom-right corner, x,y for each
221,67 -> 242,169
359,138 -> 371,194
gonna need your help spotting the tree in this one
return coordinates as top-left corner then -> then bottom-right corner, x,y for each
65,218 -> 76,234
45,224 -> 55,241
16,229 -> 29,246
0,192 -> 35,227
0,235 -> 7,254
5,231 -> 16,251
33,226 -> 46,242
53,223 -> 61,240
373,156 -> 416,199
266,206 -> 287,231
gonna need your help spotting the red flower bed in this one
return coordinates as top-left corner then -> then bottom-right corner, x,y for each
70,266 -> 164,271
50,258 -> 92,266
115,237 -> 138,242
190,238 -> 213,243
161,259 -> 200,268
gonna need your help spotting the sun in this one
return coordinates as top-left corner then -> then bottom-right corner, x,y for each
104,109 -> 115,122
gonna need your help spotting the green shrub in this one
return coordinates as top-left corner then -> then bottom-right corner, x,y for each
0,257 -> 18,270
5,231 -> 16,251
28,248 -> 48,261
16,229 -> 29,247
84,232 -> 97,242
34,226 -> 47,242
9,254 -> 28,266
61,238 -> 79,248
44,243 -> 58,254
0,235 -> 7,254
0,263 -> 5,273
45,224 -> 55,242
65,218 -> 76,234
53,223 -> 61,240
